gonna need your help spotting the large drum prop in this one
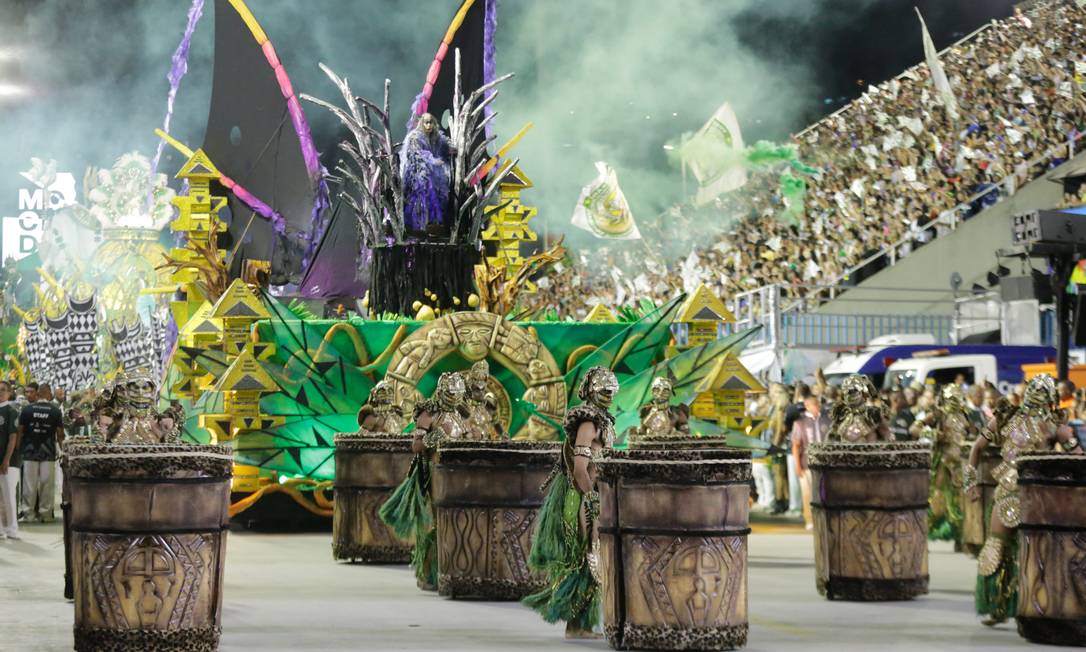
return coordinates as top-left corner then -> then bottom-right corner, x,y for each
68,443 -> 232,652
597,449 -> 752,651
333,434 -> 415,563
809,441 -> 931,601
431,441 -> 559,600
1017,452 -> 1086,646
61,451 -> 74,600
627,438 -> 732,451
960,443 -> 1000,556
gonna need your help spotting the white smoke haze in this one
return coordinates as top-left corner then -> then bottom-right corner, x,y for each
0,0 -> 1011,269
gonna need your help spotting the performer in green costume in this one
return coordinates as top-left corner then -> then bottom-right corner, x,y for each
914,384 -> 972,545
524,366 -> 617,639
964,374 -> 1079,626
379,372 -> 469,590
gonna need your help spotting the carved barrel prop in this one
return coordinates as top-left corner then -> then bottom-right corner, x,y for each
68,443 -> 232,652
61,452 -> 74,600
432,441 -> 559,600
809,441 -> 931,601
1016,452 -> 1086,645
627,438 -> 733,451
961,444 -> 1000,556
597,449 -> 752,651
333,434 -> 415,563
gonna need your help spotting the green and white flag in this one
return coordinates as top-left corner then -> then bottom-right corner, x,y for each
571,161 -> 641,240
681,102 -> 747,206
916,8 -> 959,119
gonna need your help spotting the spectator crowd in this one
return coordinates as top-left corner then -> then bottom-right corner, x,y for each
529,1 -> 1086,318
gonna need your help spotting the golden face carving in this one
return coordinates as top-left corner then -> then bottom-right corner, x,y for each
456,324 -> 491,361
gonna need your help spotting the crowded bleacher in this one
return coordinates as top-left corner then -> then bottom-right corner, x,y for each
528,1 -> 1086,318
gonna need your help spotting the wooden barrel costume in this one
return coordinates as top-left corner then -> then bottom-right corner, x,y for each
960,443 -> 1000,555
597,449 -> 752,651
332,434 -> 415,563
808,441 -> 931,601
431,440 -> 559,600
1016,452 -> 1086,645
61,452 -> 74,600
627,438 -> 733,451
61,434 -> 96,600
67,443 -> 232,652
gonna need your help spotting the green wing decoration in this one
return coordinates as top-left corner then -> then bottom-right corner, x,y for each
564,294 -> 685,406
227,292 -> 377,480
685,417 -> 771,455
610,326 -> 762,436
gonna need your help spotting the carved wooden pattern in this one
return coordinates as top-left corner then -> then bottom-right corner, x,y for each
437,506 -> 544,586
1019,531 -> 1086,619
80,533 -> 217,631
439,508 -> 489,578
626,535 -> 746,628
834,510 -> 926,580
495,509 -> 535,583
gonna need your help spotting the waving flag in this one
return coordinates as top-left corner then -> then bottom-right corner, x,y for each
916,8 -> 959,119
571,162 -> 641,240
682,102 -> 747,206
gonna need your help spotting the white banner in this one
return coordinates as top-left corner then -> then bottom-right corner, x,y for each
570,162 -> 641,240
916,8 -> 959,119
681,102 -> 747,206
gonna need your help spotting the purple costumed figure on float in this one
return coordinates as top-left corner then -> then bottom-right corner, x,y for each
401,112 -> 454,234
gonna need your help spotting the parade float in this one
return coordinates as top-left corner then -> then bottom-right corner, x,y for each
0,2 -> 771,650
7,0 -> 769,535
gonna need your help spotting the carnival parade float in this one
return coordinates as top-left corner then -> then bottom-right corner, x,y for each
6,1 -> 776,649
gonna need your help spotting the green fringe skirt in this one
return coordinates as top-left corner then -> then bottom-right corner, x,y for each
976,536 -> 1018,623
379,455 -> 438,588
522,473 -> 600,630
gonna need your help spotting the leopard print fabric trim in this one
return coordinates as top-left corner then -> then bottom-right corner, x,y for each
66,444 -> 233,479
605,623 -> 748,651
808,441 -> 932,470
332,542 -> 412,564
74,625 -> 220,652
596,457 -> 752,484
437,575 -> 546,601
333,435 -> 414,452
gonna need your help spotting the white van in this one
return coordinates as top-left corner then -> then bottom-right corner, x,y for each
883,354 -> 999,390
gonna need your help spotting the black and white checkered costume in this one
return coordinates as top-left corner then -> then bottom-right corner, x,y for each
110,317 -> 158,374
22,317 -> 48,383
44,310 -> 73,390
68,294 -> 99,390
150,308 -> 168,376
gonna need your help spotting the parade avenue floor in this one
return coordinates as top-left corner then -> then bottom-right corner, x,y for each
1,520 -> 1048,651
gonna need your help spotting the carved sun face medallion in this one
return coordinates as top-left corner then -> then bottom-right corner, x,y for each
456,324 -> 491,361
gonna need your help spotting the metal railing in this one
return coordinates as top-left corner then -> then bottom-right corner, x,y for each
725,283 -> 1056,350
780,312 -> 955,348
727,284 -> 779,350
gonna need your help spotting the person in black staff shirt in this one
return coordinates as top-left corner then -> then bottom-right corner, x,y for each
888,390 -> 916,441
18,382 -> 64,522
0,381 -> 21,538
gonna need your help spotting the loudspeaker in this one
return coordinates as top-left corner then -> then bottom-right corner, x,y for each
1000,271 -> 1054,304
1013,210 -> 1086,247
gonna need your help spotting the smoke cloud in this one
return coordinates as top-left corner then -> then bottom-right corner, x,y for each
0,0 -> 1010,264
